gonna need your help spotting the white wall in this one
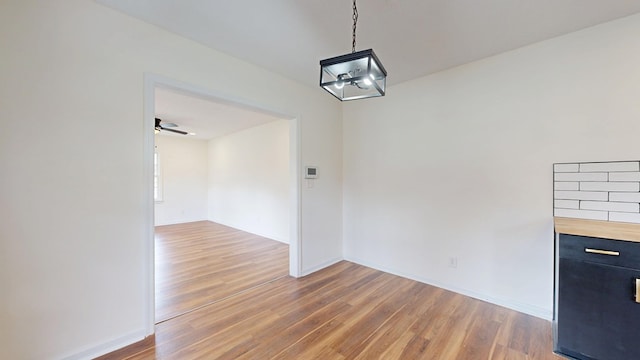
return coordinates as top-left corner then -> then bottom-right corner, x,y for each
343,13 -> 640,320
0,1 -> 342,358
154,135 -> 208,226
208,120 -> 290,243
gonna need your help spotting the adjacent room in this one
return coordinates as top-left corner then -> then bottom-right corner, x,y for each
152,87 -> 293,323
3,1 -> 640,359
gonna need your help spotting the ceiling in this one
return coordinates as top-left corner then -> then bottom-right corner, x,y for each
98,0 -> 640,88
99,1 -> 640,138
155,87 -> 285,140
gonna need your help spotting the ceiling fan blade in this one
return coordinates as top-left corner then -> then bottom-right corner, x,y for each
161,122 -> 178,128
161,127 -> 189,135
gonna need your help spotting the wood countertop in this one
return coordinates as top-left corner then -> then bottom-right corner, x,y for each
554,217 -> 640,243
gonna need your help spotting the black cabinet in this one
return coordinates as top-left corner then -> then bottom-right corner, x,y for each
555,234 -> 640,360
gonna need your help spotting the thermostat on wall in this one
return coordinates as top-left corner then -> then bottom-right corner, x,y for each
305,166 -> 318,179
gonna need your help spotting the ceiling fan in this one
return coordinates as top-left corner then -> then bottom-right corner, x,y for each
155,118 -> 188,135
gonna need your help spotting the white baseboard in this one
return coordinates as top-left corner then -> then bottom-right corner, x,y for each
60,329 -> 147,360
154,217 -> 209,227
344,256 -> 552,321
206,218 -> 289,244
299,256 -> 344,277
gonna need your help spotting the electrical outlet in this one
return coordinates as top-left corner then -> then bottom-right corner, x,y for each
448,257 -> 458,268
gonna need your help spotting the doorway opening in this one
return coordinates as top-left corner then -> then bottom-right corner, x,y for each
143,74 -> 301,332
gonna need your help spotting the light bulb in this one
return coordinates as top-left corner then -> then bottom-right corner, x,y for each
363,78 -> 372,86
335,73 -> 347,89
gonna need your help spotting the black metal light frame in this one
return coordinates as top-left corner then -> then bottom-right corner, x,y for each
319,0 -> 387,101
320,49 -> 387,101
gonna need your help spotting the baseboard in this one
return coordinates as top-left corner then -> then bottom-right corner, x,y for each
154,218 -> 209,227
60,329 -> 147,360
93,334 -> 156,360
345,256 -> 553,321
299,256 -> 344,277
206,218 -> 289,244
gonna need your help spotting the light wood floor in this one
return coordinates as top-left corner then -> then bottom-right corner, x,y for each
155,221 -> 289,322
101,222 -> 561,360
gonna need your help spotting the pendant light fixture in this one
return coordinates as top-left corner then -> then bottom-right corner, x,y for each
319,0 -> 387,101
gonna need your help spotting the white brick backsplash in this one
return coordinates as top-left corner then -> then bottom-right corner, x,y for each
580,201 -> 639,213
554,182 -> 579,191
554,161 -> 640,223
554,163 -> 579,173
609,172 -> 640,182
554,191 -> 608,201
609,192 -> 640,203
554,208 -> 608,221
554,172 -> 608,182
580,181 -> 639,192
554,199 -> 579,209
579,161 -> 639,172
609,212 -> 640,224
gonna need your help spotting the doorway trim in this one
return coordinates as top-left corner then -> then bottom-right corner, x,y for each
142,73 -> 301,335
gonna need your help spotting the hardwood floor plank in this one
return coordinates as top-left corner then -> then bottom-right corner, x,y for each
334,280 -> 416,358
351,283 -> 442,359
154,221 -> 288,322
398,332 -> 431,359
272,314 -> 348,358
427,297 -> 480,358
455,311 -> 502,359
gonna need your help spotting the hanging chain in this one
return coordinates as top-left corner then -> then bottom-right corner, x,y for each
352,0 -> 358,53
